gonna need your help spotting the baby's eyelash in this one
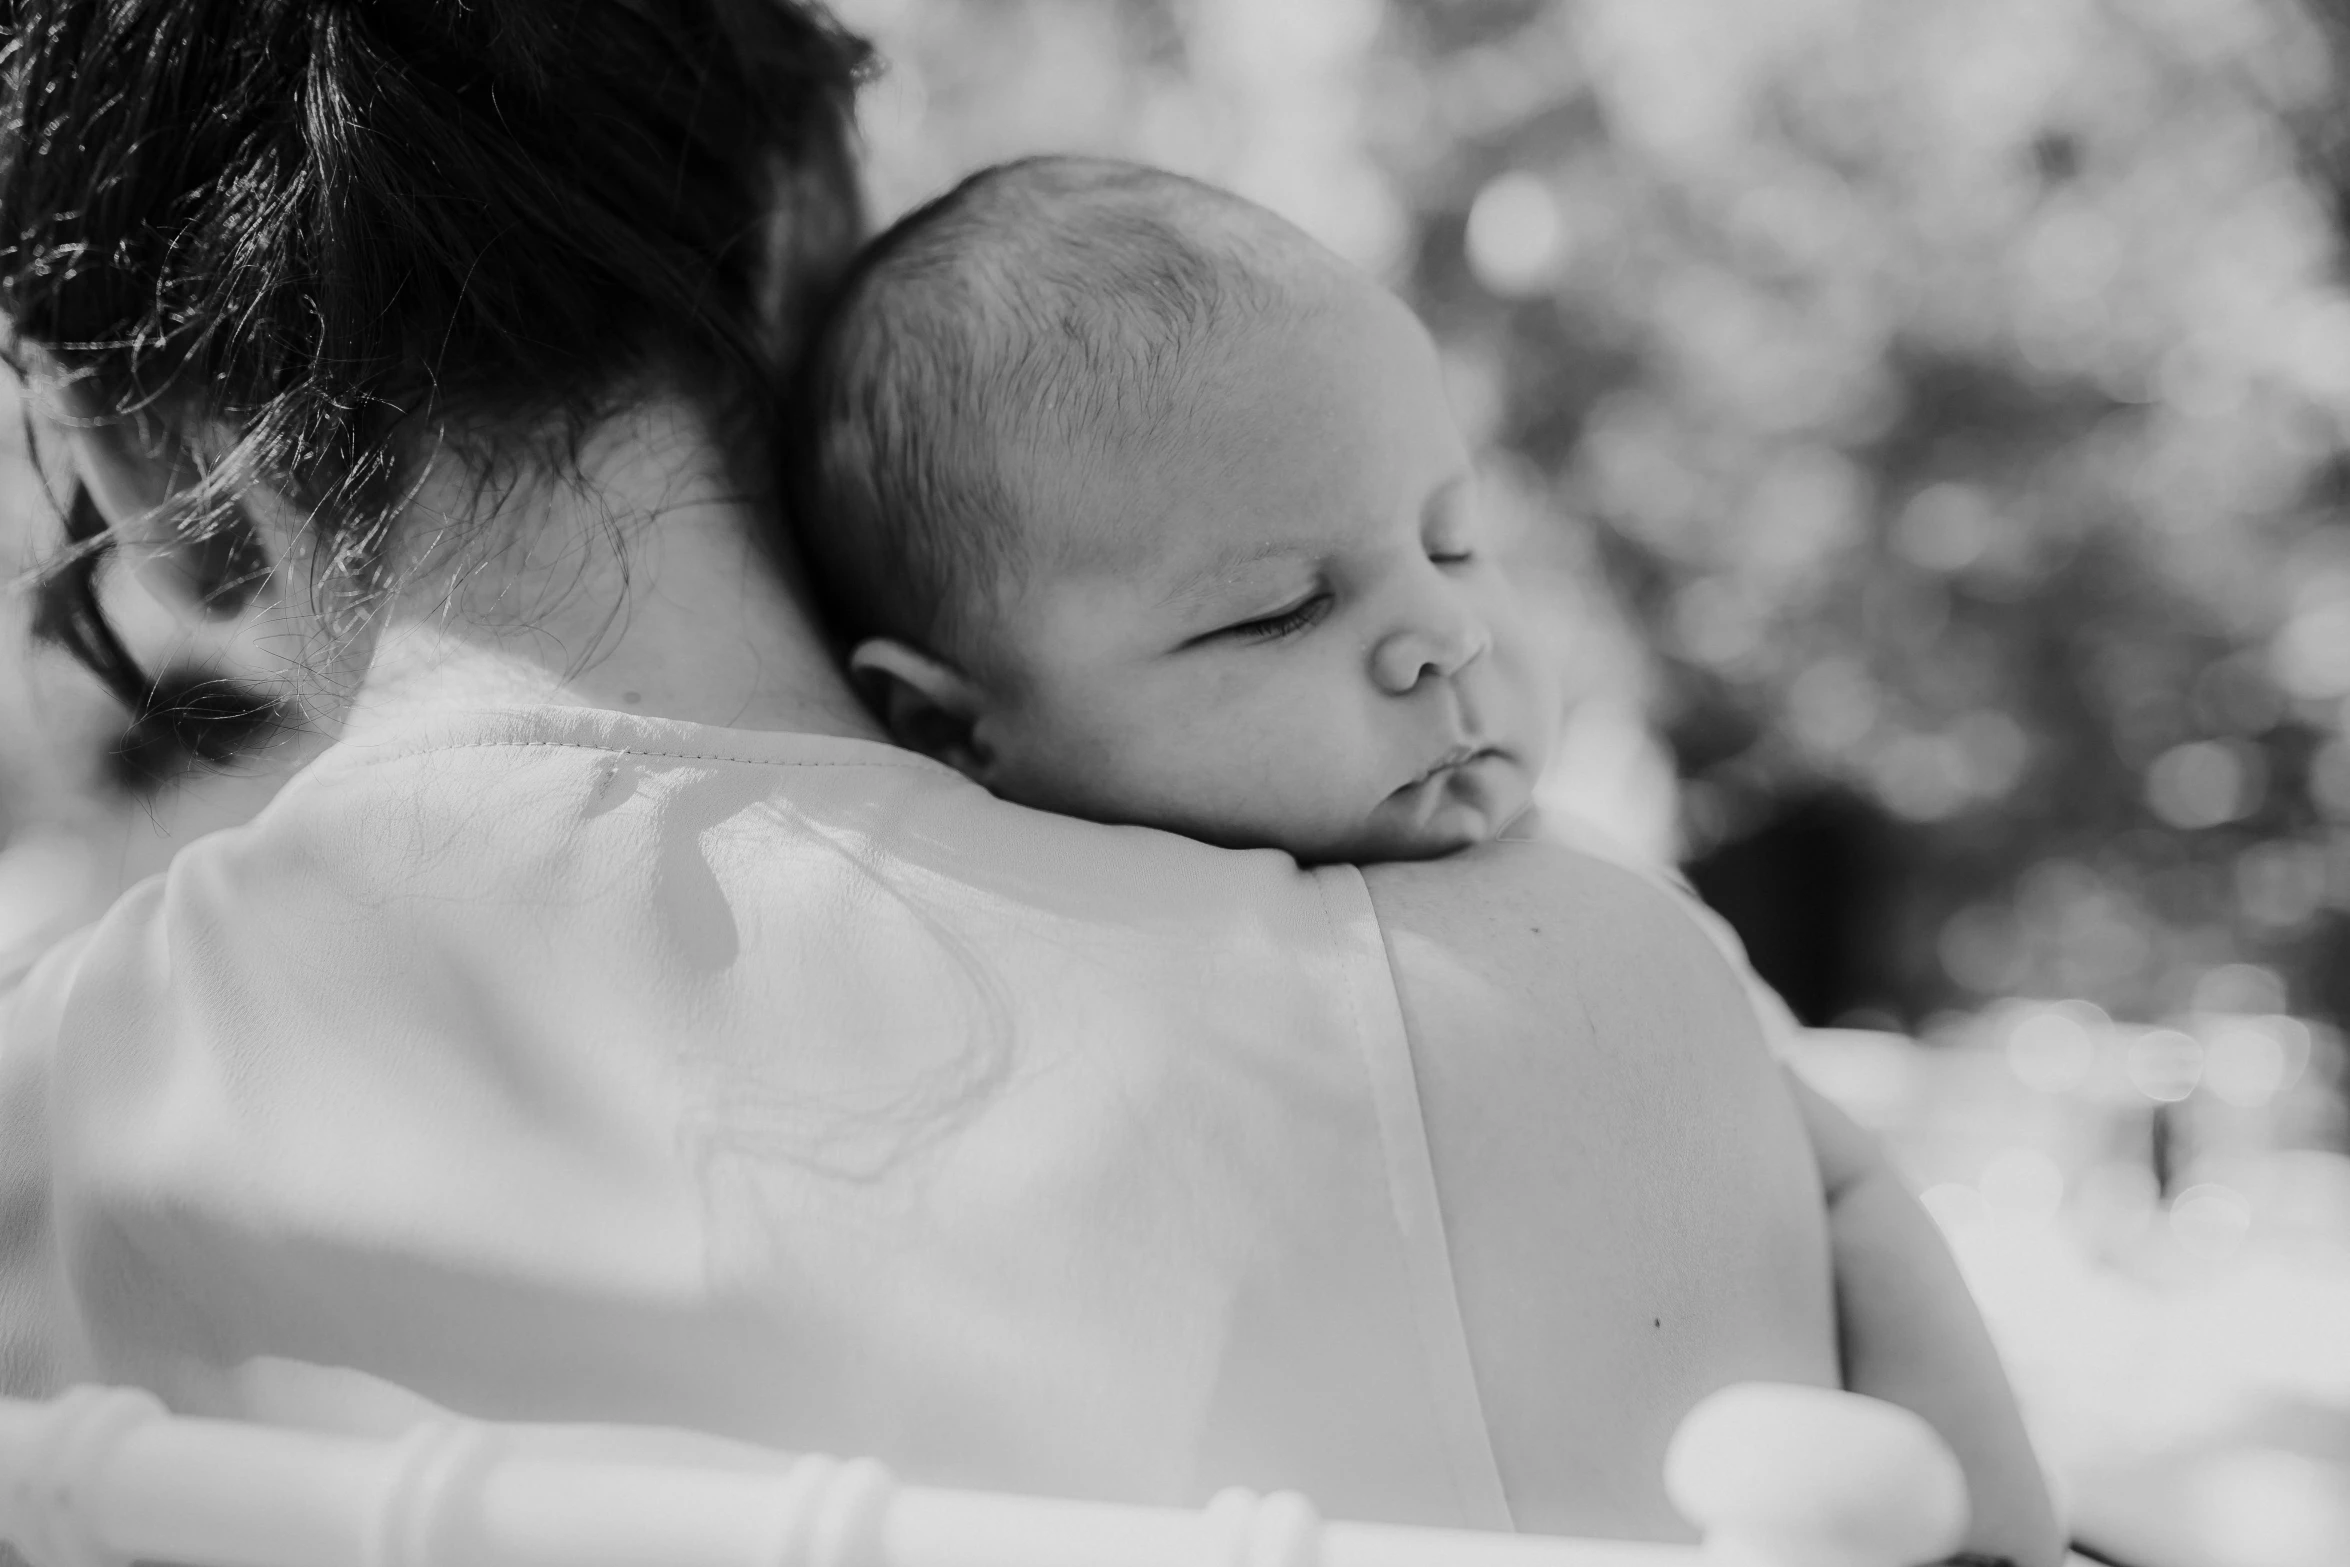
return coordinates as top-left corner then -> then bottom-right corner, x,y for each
1428,546 -> 1476,565
1225,592 -> 1331,641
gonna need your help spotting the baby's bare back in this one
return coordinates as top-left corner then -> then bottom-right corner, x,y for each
1363,842 -> 1839,1540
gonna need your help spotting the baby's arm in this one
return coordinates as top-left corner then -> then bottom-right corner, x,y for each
1784,1069 -> 2063,1567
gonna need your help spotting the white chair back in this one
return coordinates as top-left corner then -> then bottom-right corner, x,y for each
0,1382 -> 1967,1567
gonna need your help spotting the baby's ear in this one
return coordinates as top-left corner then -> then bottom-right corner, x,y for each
847,639 -> 990,778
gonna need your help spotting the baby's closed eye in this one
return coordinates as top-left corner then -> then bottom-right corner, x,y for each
1215,591 -> 1332,642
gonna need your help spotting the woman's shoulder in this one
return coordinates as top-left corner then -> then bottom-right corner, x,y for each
1357,838 -> 1799,1229
1360,839 -> 1771,1064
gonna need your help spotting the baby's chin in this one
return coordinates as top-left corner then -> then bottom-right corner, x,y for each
1125,750 -> 1540,865
1337,805 -> 1510,863
1323,755 -> 1534,864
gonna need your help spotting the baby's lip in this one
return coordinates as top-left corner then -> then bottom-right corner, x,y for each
1403,743 -> 1502,789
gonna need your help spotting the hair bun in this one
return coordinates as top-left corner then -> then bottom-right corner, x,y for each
3,0 -> 871,773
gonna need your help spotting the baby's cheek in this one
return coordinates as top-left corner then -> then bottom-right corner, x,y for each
1178,677 -> 1376,822
1113,677 -> 1271,782
1494,618 -> 1564,739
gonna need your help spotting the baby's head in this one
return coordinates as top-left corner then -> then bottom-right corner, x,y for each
791,156 -> 1559,862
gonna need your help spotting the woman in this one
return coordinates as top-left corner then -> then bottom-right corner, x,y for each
0,2 -> 2053,1559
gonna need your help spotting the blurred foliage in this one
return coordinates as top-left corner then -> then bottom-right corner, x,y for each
841,0 -> 2350,1042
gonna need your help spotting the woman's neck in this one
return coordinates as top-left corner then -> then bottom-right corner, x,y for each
351,399 -> 884,742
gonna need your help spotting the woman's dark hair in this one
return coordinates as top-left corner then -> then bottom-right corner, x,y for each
0,0 -> 872,778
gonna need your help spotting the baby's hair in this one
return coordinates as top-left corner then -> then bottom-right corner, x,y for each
0,0 -> 871,777
787,155 -> 1331,661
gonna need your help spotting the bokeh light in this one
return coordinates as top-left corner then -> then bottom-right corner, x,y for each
2171,1182 -> 2254,1260
1465,171 -> 1568,298
2130,1028 -> 2208,1103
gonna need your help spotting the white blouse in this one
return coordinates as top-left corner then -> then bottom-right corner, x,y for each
0,703 -> 1516,1528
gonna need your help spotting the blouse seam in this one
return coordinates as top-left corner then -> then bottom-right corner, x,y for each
328,738 -> 944,772
1310,864 -> 1516,1532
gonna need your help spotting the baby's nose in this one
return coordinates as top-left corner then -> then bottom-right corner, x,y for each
1372,609 -> 1490,694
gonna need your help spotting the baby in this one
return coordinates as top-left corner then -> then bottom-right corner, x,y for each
787,156 -> 2055,1564
788,156 -> 1555,865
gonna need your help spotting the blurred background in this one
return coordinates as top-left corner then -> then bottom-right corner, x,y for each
6,0 -> 2350,1562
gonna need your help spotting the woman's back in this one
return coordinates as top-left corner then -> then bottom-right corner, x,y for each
0,697 -> 1835,1542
